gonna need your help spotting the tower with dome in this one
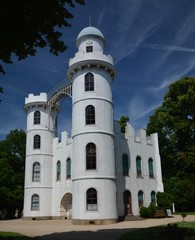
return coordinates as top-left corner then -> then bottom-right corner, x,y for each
23,26 -> 164,224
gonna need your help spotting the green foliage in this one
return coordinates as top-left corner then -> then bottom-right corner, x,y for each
147,77 -> 195,177
0,0 -> 85,75
157,192 -> 173,210
165,177 -> 195,212
139,204 -> 158,218
0,232 -> 33,239
140,207 -> 150,218
0,129 -> 26,218
147,77 -> 195,212
118,116 -> 129,133
181,213 -> 187,221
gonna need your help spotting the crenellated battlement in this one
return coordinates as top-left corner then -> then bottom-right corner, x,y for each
25,92 -> 47,104
114,121 -> 155,145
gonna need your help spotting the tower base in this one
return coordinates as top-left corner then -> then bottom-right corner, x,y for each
72,218 -> 118,225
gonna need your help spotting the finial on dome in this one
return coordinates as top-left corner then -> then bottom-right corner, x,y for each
89,16 -> 92,26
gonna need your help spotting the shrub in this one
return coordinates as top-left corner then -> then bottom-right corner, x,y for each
140,207 -> 150,218
140,204 -> 158,218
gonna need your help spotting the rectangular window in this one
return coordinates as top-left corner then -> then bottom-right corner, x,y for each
67,159 -> 71,179
136,157 -> 142,177
86,46 -> 93,52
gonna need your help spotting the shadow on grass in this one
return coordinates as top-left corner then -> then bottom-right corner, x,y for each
36,228 -> 136,240
0,228 -> 136,240
119,224 -> 195,240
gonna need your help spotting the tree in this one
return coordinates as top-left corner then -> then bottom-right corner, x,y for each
0,0 -> 85,74
147,77 -> 195,177
147,77 -> 195,211
0,129 -> 26,218
119,116 -> 129,133
164,176 -> 195,212
156,192 -> 173,210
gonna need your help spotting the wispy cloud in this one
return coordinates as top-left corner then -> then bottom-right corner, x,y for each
96,8 -> 105,28
146,6 -> 195,73
20,59 -> 60,73
142,43 -> 195,53
2,83 -> 28,97
147,57 -> 195,93
104,0 -> 163,64
128,95 -> 160,121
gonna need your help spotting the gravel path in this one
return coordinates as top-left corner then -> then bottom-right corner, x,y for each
0,215 -> 195,240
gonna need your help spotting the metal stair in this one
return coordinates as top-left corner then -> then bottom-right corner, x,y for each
47,80 -> 72,111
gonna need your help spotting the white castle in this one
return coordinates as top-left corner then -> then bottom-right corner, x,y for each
23,26 -> 164,224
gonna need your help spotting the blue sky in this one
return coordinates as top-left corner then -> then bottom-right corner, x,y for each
1,0 -> 195,140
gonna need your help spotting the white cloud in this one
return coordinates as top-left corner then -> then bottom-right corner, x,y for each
147,57 -> 195,93
146,7 -> 195,73
3,84 -> 28,97
106,1 -> 163,64
128,95 -> 160,121
142,43 -> 195,53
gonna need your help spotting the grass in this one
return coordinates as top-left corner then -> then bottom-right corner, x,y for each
174,212 -> 195,215
0,232 -> 34,239
120,222 -> 195,240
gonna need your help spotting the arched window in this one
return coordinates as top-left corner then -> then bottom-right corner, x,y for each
86,143 -> 96,170
32,162 -> 40,182
86,188 -> 97,211
148,158 -> 154,178
151,191 -> 156,205
85,105 -> 95,125
136,156 -> 142,177
33,135 -> 40,149
34,111 -> 41,124
66,158 -> 71,179
138,190 -> 144,208
31,194 -> 39,210
85,73 -> 94,91
56,161 -> 61,181
122,154 -> 129,176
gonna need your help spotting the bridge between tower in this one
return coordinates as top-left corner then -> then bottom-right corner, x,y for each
47,80 -> 72,111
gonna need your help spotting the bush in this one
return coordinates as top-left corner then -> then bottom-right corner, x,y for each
140,204 -> 158,218
140,207 -> 150,218
157,192 -> 172,210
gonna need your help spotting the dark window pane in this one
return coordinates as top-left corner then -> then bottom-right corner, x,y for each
85,105 -> 95,125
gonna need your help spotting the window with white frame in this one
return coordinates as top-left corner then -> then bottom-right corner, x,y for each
32,162 -> 40,182
86,188 -> 97,211
31,194 -> 39,211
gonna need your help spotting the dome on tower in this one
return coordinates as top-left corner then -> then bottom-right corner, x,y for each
77,26 -> 105,40
76,26 -> 105,47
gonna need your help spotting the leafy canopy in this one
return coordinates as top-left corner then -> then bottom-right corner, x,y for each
147,76 -> 195,177
0,0 -> 85,74
0,129 -> 26,217
119,116 -> 129,133
147,76 -> 195,211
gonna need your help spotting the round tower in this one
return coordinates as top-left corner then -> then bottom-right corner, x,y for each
23,93 -> 59,219
68,26 -> 117,224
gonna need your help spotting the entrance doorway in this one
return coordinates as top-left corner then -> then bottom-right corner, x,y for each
124,190 -> 132,216
60,193 -> 72,219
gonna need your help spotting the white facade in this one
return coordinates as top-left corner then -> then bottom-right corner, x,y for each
23,26 -> 164,224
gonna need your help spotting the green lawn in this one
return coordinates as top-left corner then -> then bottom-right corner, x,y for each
0,232 -> 34,240
174,212 -> 195,215
120,222 -> 195,240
